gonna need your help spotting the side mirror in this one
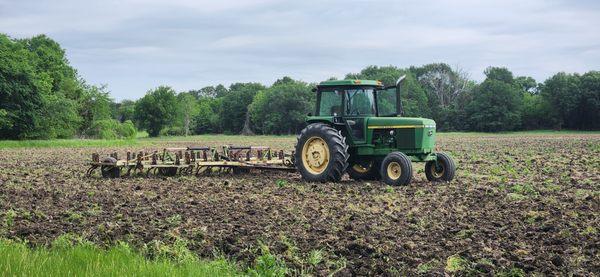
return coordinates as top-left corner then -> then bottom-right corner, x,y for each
311,87 -> 317,92
307,112 -> 312,116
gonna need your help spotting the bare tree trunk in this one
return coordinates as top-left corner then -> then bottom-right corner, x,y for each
184,114 -> 190,136
240,106 -> 254,136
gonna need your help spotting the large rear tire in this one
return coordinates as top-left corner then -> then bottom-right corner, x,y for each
425,152 -> 455,182
380,152 -> 412,186
295,123 -> 348,182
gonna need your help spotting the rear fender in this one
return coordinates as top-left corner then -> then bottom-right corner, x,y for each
306,117 -> 353,145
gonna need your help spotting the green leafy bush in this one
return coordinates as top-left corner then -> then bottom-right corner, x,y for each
87,119 -> 137,139
160,126 -> 185,136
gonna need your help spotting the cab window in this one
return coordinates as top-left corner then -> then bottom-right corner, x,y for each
318,90 -> 343,116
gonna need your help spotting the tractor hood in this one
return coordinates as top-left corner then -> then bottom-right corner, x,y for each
366,117 -> 436,129
366,117 -> 437,153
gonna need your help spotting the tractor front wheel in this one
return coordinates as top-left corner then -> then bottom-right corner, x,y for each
347,160 -> 381,180
380,152 -> 412,186
295,123 -> 348,182
425,152 -> 455,182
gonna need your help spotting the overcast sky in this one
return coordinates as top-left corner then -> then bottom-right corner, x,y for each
1,0 -> 599,100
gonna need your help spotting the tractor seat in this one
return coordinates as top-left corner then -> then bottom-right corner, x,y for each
330,106 -> 341,116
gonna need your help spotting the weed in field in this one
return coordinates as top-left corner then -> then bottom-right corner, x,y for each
384,186 -> 394,193
574,189 -> 595,200
85,204 -> 103,216
524,211 -> 546,224
581,226 -> 597,236
307,249 -> 323,266
275,179 -> 288,188
414,189 -> 427,197
543,179 -> 561,192
4,209 -> 16,228
190,226 -> 208,242
144,237 -> 198,264
506,193 -> 527,202
20,210 -> 32,221
445,254 -> 468,273
166,214 -> 183,227
248,244 -> 288,277
66,211 -> 83,223
417,259 -> 439,273
456,229 -> 475,239
510,183 -> 538,196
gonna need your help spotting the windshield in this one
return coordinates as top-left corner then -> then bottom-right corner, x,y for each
344,88 -> 375,116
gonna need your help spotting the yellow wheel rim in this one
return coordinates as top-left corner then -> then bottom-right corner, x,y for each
430,163 -> 445,178
352,163 -> 370,173
302,137 -> 330,175
387,161 -> 402,180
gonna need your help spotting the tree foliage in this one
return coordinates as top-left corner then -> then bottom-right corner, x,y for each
249,77 -> 313,134
134,86 -> 179,137
219,83 -> 265,134
466,67 -> 523,132
2,33 -> 599,140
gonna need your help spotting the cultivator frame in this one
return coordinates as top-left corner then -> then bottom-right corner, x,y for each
87,145 -> 296,178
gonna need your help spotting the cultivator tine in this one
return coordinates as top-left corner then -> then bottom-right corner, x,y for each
86,165 -> 97,176
124,166 -> 133,177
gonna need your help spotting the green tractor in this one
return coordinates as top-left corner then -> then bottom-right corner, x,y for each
295,76 -> 456,186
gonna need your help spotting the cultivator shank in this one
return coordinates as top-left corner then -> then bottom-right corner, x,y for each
87,145 -> 296,178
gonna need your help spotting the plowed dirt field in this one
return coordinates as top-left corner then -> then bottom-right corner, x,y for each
1,134 -> 598,275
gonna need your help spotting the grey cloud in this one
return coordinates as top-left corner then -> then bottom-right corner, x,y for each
1,0 -> 598,100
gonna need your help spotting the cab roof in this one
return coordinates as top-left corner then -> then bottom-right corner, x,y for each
318,79 -> 383,87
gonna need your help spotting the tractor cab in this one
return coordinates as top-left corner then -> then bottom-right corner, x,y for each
311,79 -> 401,144
296,76 -> 454,186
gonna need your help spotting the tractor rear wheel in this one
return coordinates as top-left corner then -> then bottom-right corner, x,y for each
347,160 -> 381,180
295,123 -> 348,182
101,157 -> 120,178
380,152 -> 412,186
425,152 -> 455,182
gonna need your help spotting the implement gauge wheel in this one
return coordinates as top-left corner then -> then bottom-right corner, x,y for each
380,152 -> 412,186
347,160 -> 381,181
295,123 -> 348,182
158,167 -> 178,176
425,152 -> 456,182
101,157 -> 120,178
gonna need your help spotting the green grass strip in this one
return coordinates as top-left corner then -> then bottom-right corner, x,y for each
0,239 -> 241,277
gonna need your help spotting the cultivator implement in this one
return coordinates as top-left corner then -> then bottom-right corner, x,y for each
87,145 -> 296,178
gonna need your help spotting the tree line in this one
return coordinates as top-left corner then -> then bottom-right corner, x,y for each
1,34 -> 598,140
